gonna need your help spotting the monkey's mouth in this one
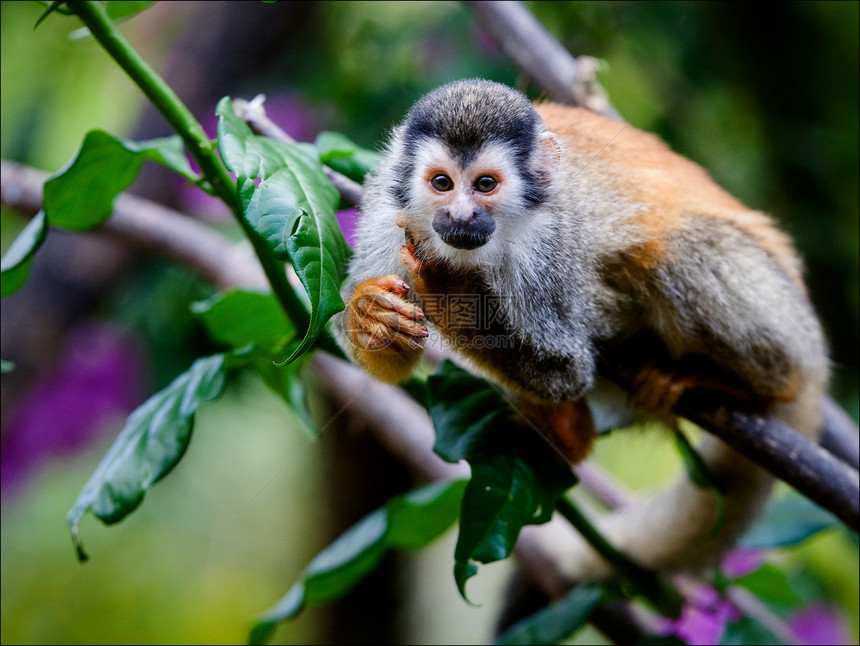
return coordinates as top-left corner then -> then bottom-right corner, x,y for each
433,220 -> 494,250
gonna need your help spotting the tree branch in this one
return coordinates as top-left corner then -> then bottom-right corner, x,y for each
0,160 -> 266,291
3,156 -> 857,644
3,142 -> 858,532
465,1 -> 621,119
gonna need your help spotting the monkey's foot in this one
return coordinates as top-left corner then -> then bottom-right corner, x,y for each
631,362 -> 693,412
515,397 -> 595,464
631,360 -> 752,413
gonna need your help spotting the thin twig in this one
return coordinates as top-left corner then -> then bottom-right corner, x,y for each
232,96 -> 364,207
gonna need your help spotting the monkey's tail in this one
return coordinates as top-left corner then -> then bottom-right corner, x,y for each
545,382 -> 822,581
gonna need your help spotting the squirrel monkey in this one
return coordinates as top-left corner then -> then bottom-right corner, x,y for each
333,79 -> 829,579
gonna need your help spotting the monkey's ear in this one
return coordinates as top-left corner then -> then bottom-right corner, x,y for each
537,131 -> 563,171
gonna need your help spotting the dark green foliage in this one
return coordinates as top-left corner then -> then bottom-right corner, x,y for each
67,353 -> 230,561
427,361 -> 577,600
495,582 -> 607,645
216,97 -> 351,365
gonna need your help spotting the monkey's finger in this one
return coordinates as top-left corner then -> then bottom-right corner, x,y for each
356,288 -> 425,321
376,274 -> 411,298
399,244 -> 424,276
369,309 -> 429,338
355,323 -> 426,352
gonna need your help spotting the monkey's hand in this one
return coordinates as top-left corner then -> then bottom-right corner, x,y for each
399,242 -> 478,324
343,274 -> 428,384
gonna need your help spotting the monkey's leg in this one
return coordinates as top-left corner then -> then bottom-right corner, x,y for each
631,359 -> 757,413
513,396 -> 596,464
343,274 -> 428,383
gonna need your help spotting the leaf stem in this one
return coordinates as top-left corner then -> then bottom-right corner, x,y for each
67,1 -> 309,328
555,496 -> 683,618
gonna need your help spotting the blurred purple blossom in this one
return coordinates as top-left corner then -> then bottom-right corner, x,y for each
1,322 -> 146,497
788,604 -> 855,645
337,207 -> 359,249
658,584 -> 740,645
722,547 -> 766,578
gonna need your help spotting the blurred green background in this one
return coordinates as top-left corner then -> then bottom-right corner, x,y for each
1,2 -> 857,644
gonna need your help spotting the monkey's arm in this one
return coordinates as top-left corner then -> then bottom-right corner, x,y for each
334,171 -> 430,384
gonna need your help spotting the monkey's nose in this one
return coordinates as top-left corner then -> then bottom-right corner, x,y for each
432,209 -> 495,250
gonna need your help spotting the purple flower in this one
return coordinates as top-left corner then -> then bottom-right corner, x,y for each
337,207 -> 359,248
788,604 -> 854,645
1,322 -> 146,496
722,547 -> 765,578
658,584 -> 740,645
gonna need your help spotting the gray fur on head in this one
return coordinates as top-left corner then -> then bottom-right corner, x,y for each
391,79 -> 550,208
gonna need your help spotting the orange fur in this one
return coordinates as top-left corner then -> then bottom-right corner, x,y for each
537,104 -> 806,290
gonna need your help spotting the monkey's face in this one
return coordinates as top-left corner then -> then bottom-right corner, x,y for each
403,138 -> 532,266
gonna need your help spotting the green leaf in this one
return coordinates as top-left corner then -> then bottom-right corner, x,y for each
387,479 -> 468,549
191,289 -> 295,354
67,353 -> 230,562
216,98 -> 350,366
428,361 -> 506,463
44,130 -> 196,231
190,289 -> 316,435
673,428 -> 726,535
720,616 -> 781,645
495,582 -> 606,645
104,1 -> 156,21
314,131 -> 382,182
1,210 -> 47,298
250,479 -> 466,644
427,361 -> 577,601
4,131 -> 197,295
739,490 -> 839,548
732,563 -> 801,607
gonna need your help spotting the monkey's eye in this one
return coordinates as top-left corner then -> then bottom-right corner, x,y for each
474,175 -> 499,193
430,174 -> 453,192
